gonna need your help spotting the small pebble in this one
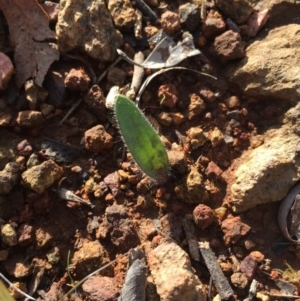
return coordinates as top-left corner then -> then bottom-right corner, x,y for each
1,224 -> 18,246
0,52 -> 14,90
160,11 -> 181,35
231,272 -> 248,289
249,251 -> 265,263
193,204 -> 214,229
244,239 -> 255,250
64,68 -> 90,91
224,95 -> 240,109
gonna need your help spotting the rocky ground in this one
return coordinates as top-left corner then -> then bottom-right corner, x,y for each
1,0 -> 300,300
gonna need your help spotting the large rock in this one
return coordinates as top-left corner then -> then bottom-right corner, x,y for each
223,103 -> 300,212
56,0 -> 123,62
226,24 -> 300,103
147,241 -> 206,301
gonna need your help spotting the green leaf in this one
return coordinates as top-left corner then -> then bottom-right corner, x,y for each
114,95 -> 169,182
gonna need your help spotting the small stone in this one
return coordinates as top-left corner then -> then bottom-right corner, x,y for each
157,84 -> 178,108
108,0 -> 136,31
17,140 -> 33,157
207,127 -> 224,147
175,166 -> 209,204
211,30 -> 246,63
84,125 -> 113,153
0,52 -> 14,90
41,1 -> 60,22
147,241 -> 206,301
156,112 -> 172,127
0,162 -> 23,194
64,68 -> 90,91
160,11 -> 181,35
199,88 -> 216,103
84,85 -> 107,122
104,172 -> 120,197
5,254 -> 32,278
26,153 -> 41,169
188,127 -> 207,150
248,9 -> 269,37
46,246 -> 60,264
240,255 -> 257,278
201,10 -> 226,39
35,228 -> 53,249
187,94 -> 206,120
22,160 -> 64,194
8,282 -> 28,299
16,111 -> 44,128
0,112 -> 12,126
193,204 -> 214,229
230,272 -> 248,289
215,0 -> 254,24
168,150 -> 187,174
1,224 -> 17,246
256,292 -> 270,301
227,110 -> 241,121
24,80 -> 48,109
205,161 -> 223,178
82,276 -> 119,301
214,206 -> 227,220
144,25 -> 159,39
72,240 -> 112,278
249,251 -> 265,263
224,95 -> 240,109
107,66 -> 126,86
221,216 -> 251,245
170,112 -> 185,125
244,240 -> 255,250
179,3 -> 200,32
18,224 -> 34,246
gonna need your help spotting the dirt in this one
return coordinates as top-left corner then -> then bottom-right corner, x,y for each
0,0 -> 300,301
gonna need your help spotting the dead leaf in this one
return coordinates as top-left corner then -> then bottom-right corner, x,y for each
117,31 -> 202,69
0,0 -> 59,88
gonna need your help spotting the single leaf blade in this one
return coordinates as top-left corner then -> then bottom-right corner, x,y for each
114,95 -> 169,182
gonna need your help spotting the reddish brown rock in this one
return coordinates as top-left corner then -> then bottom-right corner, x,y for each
240,255 -> 257,278
82,276 -> 119,301
201,10 -> 226,39
211,31 -> 246,63
64,68 -> 90,91
224,95 -> 240,109
84,125 -> 113,153
84,85 -> 107,122
221,216 -> 251,244
161,11 -> 181,35
205,161 -> 223,179
160,213 -> 184,241
157,84 -> 178,108
199,88 -> 216,103
0,52 -> 14,90
16,111 -> 44,128
17,140 -> 33,157
193,204 -> 214,229
18,224 -> 34,246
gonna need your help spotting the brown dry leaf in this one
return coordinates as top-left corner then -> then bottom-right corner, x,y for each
0,0 -> 59,88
